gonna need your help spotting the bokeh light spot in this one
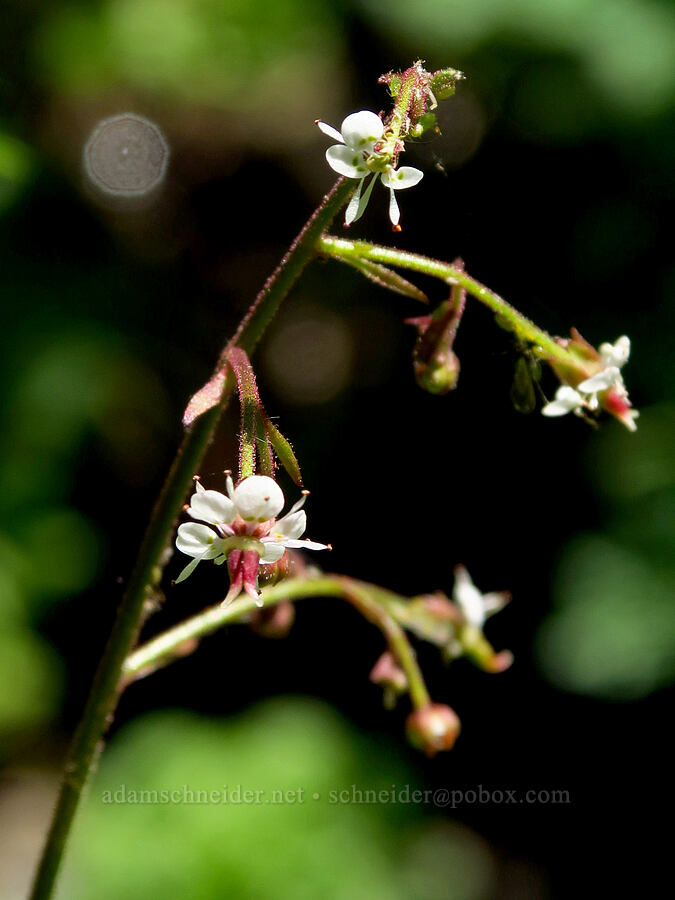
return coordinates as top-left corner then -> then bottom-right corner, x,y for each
83,113 -> 169,197
263,305 -> 354,406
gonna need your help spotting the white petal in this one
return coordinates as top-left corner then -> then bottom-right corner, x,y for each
286,495 -> 307,516
482,591 -> 509,616
326,145 -> 369,179
346,173 -> 377,225
233,475 -> 284,522
175,522 -> 224,559
316,120 -> 344,143
381,166 -> 424,190
340,111 -> 383,150
345,176 -> 364,225
578,367 -> 620,393
453,566 -> 486,628
622,409 -> 639,432
541,386 -> 583,417
271,509 -> 307,541
283,538 -> 329,551
600,336 -> 630,368
187,489 -> 236,525
259,541 -> 286,564
388,188 -> 400,226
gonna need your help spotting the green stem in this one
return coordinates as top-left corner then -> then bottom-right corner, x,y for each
382,66 -> 418,158
29,179 -> 355,900
122,575 -> 431,709
318,235 -> 575,365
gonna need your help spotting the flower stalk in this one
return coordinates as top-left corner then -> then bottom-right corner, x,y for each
29,178 -> 355,900
317,235 -> 573,364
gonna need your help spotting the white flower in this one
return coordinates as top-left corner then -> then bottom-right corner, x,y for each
542,335 -> 637,429
599,335 -> 630,369
541,385 -> 585,418
453,566 -> 509,629
318,110 -> 383,179
578,335 -> 630,396
317,110 -> 423,226
175,475 -> 329,585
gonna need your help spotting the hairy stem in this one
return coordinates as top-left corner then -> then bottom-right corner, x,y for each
318,235 -> 576,365
30,178 -> 355,900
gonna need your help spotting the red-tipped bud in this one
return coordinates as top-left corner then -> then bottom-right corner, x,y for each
249,601 -> 295,639
406,703 -> 461,756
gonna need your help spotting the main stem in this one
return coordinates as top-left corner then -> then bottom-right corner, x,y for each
30,178 -> 355,900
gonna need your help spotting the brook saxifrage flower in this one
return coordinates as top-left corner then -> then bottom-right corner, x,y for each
175,474 -> 328,604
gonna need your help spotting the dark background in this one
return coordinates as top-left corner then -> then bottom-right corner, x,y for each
1,1 -> 673,897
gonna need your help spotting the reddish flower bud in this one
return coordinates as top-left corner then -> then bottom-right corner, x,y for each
258,552 -> 291,588
249,601 -> 295,639
407,265 -> 465,396
406,703 -> 461,756
370,651 -> 407,708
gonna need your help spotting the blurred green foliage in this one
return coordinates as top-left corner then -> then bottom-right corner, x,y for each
59,698 -> 494,900
536,405 -> 675,699
358,0 -> 675,123
0,329 -> 169,743
33,0 -> 345,143
0,132 -> 35,214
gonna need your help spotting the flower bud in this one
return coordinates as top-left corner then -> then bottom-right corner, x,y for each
258,552 -> 291,588
429,67 -> 464,101
414,348 -> 460,395
249,601 -> 295,639
406,703 -> 461,756
370,651 -> 408,708
407,272 -> 465,396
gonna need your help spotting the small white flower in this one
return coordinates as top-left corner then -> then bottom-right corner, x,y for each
318,110 -> 384,180
175,475 -> 329,585
542,335 -> 636,428
453,566 -> 509,629
578,335 -> 630,396
541,385 -> 584,418
577,366 -> 622,394
317,110 -> 423,226
599,335 -> 630,369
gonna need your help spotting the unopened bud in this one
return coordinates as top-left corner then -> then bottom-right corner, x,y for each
429,67 -> 464,101
414,348 -> 461,395
258,552 -> 291,588
249,601 -> 295,639
406,703 -> 461,756
407,270 -> 465,396
370,651 -> 407,708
